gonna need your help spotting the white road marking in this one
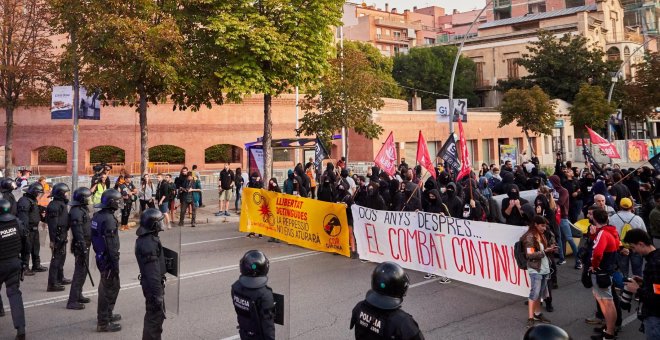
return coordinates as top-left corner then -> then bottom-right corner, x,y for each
20,251 -> 320,310
182,236 -> 244,246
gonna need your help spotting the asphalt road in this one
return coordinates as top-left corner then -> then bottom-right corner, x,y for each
0,218 -> 646,340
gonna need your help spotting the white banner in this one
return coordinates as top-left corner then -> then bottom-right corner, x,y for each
351,205 -> 530,297
51,86 -> 73,119
436,99 -> 468,123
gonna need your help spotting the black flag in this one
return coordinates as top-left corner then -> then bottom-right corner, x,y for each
649,152 -> 660,172
314,137 -> 329,170
582,140 -> 603,175
438,135 -> 460,177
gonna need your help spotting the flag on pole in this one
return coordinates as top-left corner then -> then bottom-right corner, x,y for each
456,117 -> 471,181
416,131 -> 436,178
438,134 -> 460,177
581,139 -> 603,174
314,137 -> 329,170
649,152 -> 660,172
586,126 -> 621,159
375,132 -> 397,176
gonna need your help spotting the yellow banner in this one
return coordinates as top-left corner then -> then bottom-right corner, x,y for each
239,188 -> 351,256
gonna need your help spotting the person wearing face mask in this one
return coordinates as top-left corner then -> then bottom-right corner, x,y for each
267,178 -> 281,193
442,183 -> 463,218
549,175 -> 581,269
421,178 -> 439,212
502,185 -> 528,226
378,173 -> 392,209
336,182 -> 354,226
493,171 -> 515,196
317,175 -> 336,203
354,176 -> 369,207
364,182 -> 386,211
423,189 -> 449,216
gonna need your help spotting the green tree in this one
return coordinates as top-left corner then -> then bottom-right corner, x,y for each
498,86 -> 556,156
344,41 -> 401,99
50,0 -> 184,175
569,83 -> 615,138
1,0 -> 54,177
619,52 -> 659,123
393,45 -> 476,110
513,30 -> 619,103
297,41 -> 388,155
210,0 -> 343,186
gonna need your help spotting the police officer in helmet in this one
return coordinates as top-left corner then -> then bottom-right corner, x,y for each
17,182 -> 47,276
231,250 -> 275,340
135,208 -> 167,340
91,189 -> 123,332
0,199 -> 29,339
66,187 -> 93,310
350,262 -> 424,340
46,183 -> 72,292
0,178 -> 18,214
523,324 -> 571,340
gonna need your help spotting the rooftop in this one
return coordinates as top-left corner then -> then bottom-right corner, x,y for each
480,4 -> 598,29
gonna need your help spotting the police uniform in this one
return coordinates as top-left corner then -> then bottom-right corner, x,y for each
67,195 -> 92,309
231,250 -> 276,340
135,208 -> 167,340
1,191 -> 17,215
92,207 -> 122,327
46,197 -> 70,289
17,192 -> 45,271
350,262 -> 424,340
0,201 -> 28,339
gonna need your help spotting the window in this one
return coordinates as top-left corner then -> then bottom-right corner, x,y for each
482,139 -> 493,165
506,59 -> 519,79
393,31 -> 401,40
273,149 -> 291,162
475,62 -> 485,87
565,0 -> 585,8
394,46 -> 400,54
527,3 -> 546,14
376,44 -> 382,50
545,136 -> 550,154
568,136 -> 573,153
424,37 -> 435,45
376,27 -> 382,40
385,29 -> 390,36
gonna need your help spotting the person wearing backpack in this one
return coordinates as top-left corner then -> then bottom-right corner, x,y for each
609,197 -> 646,277
520,215 -> 557,328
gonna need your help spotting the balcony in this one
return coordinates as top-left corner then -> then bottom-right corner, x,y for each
375,34 -> 413,44
375,18 -> 420,30
493,0 -> 512,8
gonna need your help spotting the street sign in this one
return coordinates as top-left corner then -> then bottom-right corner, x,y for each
554,120 -> 564,128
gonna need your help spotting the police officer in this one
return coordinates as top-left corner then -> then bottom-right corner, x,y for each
523,324 -> 571,340
91,189 -> 123,332
135,208 -> 167,340
46,183 -> 71,291
0,178 -> 18,214
66,187 -> 93,310
231,250 -> 275,340
350,262 -> 424,340
17,182 -> 47,275
0,199 -> 28,339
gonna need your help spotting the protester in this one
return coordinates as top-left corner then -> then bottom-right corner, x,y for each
115,175 -> 136,231
589,209 -> 619,340
622,229 -> 660,340
522,215 -> 555,328
138,174 -> 155,212
550,175 -> 581,269
218,163 -> 234,216
502,184 -> 527,226
155,173 -> 171,228
178,172 -> 198,228
234,168 -> 245,212
305,163 -> 317,199
650,192 -> 660,242
609,197 -> 646,277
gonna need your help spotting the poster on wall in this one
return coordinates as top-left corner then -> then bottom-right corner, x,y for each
78,88 -> 101,120
51,86 -> 73,119
436,99 -> 468,123
646,139 -> 660,159
627,141 -> 649,163
249,147 -> 264,179
499,144 -> 518,166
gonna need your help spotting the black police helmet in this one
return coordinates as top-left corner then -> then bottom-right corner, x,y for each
0,198 -> 14,222
366,262 -> 410,310
523,324 -> 571,340
26,182 -> 44,197
49,183 -> 70,199
137,208 -> 165,236
0,178 -> 15,192
95,189 -> 122,210
69,187 -> 92,206
239,250 -> 270,289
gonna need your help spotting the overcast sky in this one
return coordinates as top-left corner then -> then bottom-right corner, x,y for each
368,0 -> 487,13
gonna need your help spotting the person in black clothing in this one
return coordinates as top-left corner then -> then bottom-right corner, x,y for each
493,171 -> 515,196
235,168 -> 245,212
135,208 -> 168,340
317,175 -> 336,203
563,168 -> 583,223
502,185 -> 528,226
0,178 -> 17,215
0,198 -> 29,340
395,181 -> 421,212
622,229 -> 660,339
17,183 -> 47,276
294,163 -> 311,198
46,183 -> 71,292
424,189 -> 449,216
155,173 -> 171,227
231,250 -> 275,340
364,182 -> 386,211
354,176 -> 369,207
350,262 -> 424,340
336,181 -> 354,226
178,173 -> 197,228
267,178 -> 281,193
66,187 -> 93,310
247,173 -> 263,189
609,172 -> 632,210
443,183 -> 463,218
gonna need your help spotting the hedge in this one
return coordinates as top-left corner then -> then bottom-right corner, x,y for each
37,146 -> 67,164
90,146 -> 126,163
149,145 -> 185,164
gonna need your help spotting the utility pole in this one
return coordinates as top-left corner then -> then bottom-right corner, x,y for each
71,29 -> 80,191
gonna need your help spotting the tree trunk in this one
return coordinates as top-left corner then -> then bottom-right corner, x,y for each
138,87 -> 149,175
4,105 -> 14,178
524,130 -> 535,157
263,94 -> 272,189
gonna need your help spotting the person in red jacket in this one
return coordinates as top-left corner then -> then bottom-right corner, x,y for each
589,208 -> 620,340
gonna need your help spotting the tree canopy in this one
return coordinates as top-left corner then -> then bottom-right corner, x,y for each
619,52 -> 659,122
569,83 -> 615,136
393,45 -> 477,110
498,86 -> 556,155
297,41 -> 389,149
505,30 -> 619,103
209,0 -> 343,183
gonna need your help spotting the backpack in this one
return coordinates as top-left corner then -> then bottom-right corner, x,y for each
617,213 -> 636,246
514,240 -> 528,270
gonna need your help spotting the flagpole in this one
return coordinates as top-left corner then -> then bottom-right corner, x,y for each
611,161 -> 651,188
400,171 -> 429,212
